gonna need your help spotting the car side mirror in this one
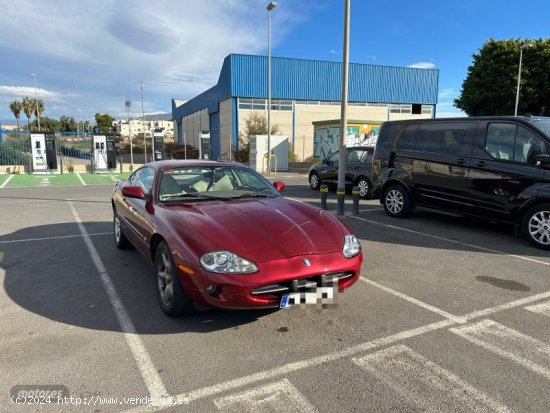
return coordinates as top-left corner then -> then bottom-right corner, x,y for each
533,153 -> 550,169
273,181 -> 285,192
122,185 -> 146,199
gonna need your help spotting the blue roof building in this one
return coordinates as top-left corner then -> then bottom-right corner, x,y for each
172,53 -> 438,160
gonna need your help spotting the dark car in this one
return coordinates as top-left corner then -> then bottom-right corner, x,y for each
112,160 -> 362,317
372,116 -> 550,249
308,146 -> 374,198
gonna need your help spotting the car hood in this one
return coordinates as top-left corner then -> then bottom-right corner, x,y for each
161,198 -> 348,263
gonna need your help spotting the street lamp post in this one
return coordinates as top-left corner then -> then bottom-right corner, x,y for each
514,42 -> 532,116
30,73 -> 41,131
266,1 -> 277,174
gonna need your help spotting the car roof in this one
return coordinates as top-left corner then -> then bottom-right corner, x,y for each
382,116 -> 550,125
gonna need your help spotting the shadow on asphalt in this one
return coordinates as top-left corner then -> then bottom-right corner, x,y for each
1,222 -> 277,335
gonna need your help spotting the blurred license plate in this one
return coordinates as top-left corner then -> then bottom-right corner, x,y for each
280,287 -> 336,308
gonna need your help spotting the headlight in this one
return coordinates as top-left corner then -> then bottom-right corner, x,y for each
343,234 -> 361,258
200,251 -> 258,274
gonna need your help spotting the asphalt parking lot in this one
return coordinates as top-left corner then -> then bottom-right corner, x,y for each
1,171 -> 549,412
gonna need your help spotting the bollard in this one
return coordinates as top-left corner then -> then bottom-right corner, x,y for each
336,187 -> 345,216
352,186 -> 360,215
320,184 -> 328,210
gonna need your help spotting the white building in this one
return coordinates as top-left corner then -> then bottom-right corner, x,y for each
113,119 -> 174,140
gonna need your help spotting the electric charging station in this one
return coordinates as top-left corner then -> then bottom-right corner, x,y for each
31,133 -> 57,173
199,131 -> 210,159
92,135 -> 116,173
153,129 -> 166,161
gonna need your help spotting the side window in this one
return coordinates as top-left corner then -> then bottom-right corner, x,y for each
417,124 -> 468,155
515,126 -> 546,163
328,151 -> 340,163
396,124 -> 419,150
346,150 -> 361,163
376,123 -> 401,156
360,150 -> 373,163
485,123 -> 546,163
131,167 -> 155,195
486,123 -> 516,160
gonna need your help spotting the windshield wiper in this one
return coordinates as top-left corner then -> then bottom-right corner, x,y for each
160,193 -> 231,201
234,191 -> 278,199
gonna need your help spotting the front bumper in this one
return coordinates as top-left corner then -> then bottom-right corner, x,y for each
176,251 -> 362,309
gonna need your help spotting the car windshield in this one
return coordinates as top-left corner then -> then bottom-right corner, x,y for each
157,166 -> 280,202
531,119 -> 550,138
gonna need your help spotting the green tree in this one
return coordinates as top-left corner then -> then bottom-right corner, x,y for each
455,38 -> 550,116
95,113 -> 115,133
22,97 -> 35,130
32,117 -> 60,132
9,101 -> 23,129
235,111 -> 281,163
33,98 -> 45,126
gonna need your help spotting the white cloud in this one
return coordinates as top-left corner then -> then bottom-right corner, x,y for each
0,0 -> 311,121
0,86 -> 64,100
408,61 -> 436,69
330,50 -> 338,54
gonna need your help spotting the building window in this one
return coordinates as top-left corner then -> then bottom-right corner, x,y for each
422,105 -> 433,115
390,104 -> 412,114
412,104 -> 422,114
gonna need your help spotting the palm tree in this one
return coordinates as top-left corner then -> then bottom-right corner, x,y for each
9,101 -> 23,129
33,98 -> 45,130
22,97 -> 35,130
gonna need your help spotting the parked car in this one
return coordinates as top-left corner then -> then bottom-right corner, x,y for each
372,116 -> 550,249
112,160 -> 362,316
309,146 -> 374,198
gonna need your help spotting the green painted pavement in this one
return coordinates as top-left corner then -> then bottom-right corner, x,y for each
1,172 -> 131,188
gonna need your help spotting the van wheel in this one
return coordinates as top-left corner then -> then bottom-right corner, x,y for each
523,204 -> 550,250
309,172 -> 320,190
383,184 -> 412,218
356,177 -> 372,199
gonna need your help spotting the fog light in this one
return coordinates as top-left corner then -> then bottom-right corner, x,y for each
206,285 -> 218,294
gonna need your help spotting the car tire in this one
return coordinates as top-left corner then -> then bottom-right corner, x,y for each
309,172 -> 320,190
355,177 -> 372,199
383,184 -> 412,218
113,211 -> 131,249
522,203 -> 550,250
155,241 -> 195,317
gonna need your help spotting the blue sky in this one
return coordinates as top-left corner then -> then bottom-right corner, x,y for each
1,0 -> 549,125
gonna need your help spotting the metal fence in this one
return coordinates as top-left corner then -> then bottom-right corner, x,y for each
0,131 -> 96,173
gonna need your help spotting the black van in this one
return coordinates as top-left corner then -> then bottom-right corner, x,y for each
372,116 -> 550,249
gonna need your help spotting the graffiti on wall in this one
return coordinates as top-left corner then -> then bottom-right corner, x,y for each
313,123 -> 380,159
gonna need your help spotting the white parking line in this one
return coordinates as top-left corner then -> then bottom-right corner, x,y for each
213,379 -> 318,412
75,172 -> 87,186
68,201 -> 168,401
360,277 -> 467,323
0,174 -> 14,188
524,300 -> 550,317
450,319 -> 550,380
348,215 -> 550,267
0,232 -> 111,244
124,286 -> 550,413
463,291 -> 550,321
352,344 -> 510,413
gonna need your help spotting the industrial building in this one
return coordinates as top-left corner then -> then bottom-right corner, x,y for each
172,53 -> 438,161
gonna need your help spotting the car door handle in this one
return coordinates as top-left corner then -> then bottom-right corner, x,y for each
475,161 -> 487,167
454,157 -> 465,164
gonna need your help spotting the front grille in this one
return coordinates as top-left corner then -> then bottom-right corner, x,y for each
250,272 -> 353,296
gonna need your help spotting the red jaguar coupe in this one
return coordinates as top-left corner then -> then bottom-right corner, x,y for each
112,160 -> 362,317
